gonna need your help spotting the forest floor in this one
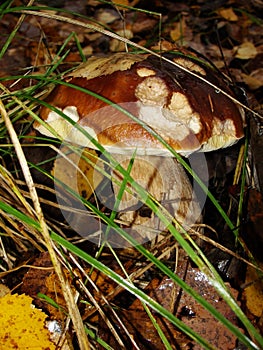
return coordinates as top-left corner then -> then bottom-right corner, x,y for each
0,1 -> 263,349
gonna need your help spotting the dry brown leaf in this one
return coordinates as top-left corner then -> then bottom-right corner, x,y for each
0,293 -> 55,350
170,17 -> 193,45
98,249 -> 240,349
218,8 -> 238,22
95,8 -> 119,24
0,284 -> 10,297
243,263 -> 263,317
111,0 -> 140,9
241,69 -> 263,90
234,41 -> 258,59
109,28 -> 134,52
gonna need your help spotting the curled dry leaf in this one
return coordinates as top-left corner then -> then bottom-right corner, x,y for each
217,8 -> 238,22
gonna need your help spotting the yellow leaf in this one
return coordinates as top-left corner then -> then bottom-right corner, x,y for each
244,264 -> 263,317
53,147 -> 104,201
111,0 -> 140,8
0,293 -> 55,349
218,8 -> 238,22
235,41 -> 258,60
241,71 -> 263,90
110,28 -> 134,52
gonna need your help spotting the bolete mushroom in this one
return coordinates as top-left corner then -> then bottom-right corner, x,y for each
34,50 -> 245,246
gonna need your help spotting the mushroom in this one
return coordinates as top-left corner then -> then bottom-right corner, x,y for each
34,50 -> 245,246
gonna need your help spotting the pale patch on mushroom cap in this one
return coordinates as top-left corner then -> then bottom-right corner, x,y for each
35,106 -> 79,139
135,77 -> 169,106
202,118 -> 239,151
35,105 -> 98,147
136,67 -> 156,77
167,92 -> 201,134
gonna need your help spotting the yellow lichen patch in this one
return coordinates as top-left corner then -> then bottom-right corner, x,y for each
0,293 -> 55,350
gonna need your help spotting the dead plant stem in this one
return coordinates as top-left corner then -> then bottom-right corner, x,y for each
0,96 -> 90,350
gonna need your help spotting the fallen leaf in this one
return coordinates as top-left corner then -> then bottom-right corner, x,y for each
111,0 -> 140,9
218,8 -> 238,22
234,41 -> 258,60
95,8 -> 119,24
169,17 -> 193,45
243,263 -> 263,317
98,250 -> 240,349
53,146 -> 104,201
0,284 -> 10,297
241,69 -> 263,90
0,293 -> 55,350
109,28 -> 133,52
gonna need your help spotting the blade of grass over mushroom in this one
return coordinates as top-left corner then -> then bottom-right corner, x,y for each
2,81 -> 250,285
95,151 -> 137,259
29,79 -> 237,235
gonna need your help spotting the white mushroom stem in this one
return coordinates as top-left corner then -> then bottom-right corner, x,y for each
111,154 -> 202,242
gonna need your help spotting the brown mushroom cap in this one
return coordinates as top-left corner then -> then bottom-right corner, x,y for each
35,51 -> 245,156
